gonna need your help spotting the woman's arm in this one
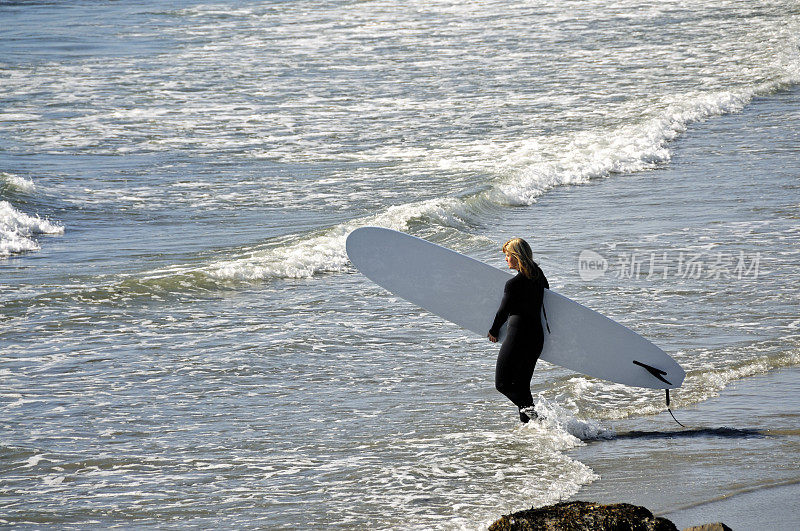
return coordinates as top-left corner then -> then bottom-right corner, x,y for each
488,282 -> 513,340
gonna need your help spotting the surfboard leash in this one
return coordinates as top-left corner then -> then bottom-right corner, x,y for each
632,360 -> 686,428
665,389 -> 686,428
542,303 -> 551,334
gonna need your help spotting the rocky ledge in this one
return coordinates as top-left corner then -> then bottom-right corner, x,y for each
489,501 -> 731,531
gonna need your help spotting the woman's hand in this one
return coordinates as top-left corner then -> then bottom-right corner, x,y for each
487,333 -> 498,343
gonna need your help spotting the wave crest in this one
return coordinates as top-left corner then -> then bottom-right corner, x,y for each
1,172 -> 37,194
0,200 -> 64,258
199,87 -> 769,283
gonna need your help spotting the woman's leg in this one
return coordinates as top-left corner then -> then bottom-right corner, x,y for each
494,334 -> 541,409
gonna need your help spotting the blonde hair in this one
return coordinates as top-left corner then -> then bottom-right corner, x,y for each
502,238 -> 540,279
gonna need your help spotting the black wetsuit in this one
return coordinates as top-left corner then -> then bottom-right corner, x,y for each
488,269 -> 549,411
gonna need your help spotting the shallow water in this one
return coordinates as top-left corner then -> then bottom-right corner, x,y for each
2,1 -> 799,528
572,368 -> 800,530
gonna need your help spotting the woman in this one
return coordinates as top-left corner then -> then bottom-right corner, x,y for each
487,238 -> 549,423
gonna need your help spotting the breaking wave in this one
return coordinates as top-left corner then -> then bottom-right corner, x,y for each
0,199 -> 64,258
201,83 -> 798,284
1,172 -> 37,194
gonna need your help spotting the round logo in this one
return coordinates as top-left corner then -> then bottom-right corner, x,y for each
578,250 -> 607,281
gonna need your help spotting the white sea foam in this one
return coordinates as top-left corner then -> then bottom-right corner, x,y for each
25,455 -> 42,467
196,87 -> 761,283
0,172 -> 36,193
680,348 -> 800,405
204,197 -> 463,281
492,89 -> 754,206
0,112 -> 41,122
526,396 -> 615,442
0,201 -> 64,257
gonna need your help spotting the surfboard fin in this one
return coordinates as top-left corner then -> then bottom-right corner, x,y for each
633,360 -> 686,427
632,360 -> 672,386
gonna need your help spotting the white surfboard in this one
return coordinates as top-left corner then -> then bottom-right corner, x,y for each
346,226 -> 684,389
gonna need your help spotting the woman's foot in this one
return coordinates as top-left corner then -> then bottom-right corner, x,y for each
519,406 -> 538,423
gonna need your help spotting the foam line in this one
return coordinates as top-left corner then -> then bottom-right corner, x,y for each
201,85 -> 794,283
0,200 -> 64,258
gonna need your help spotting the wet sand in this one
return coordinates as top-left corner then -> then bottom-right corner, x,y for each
568,369 -> 800,530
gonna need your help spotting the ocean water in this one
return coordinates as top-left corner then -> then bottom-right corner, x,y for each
1,0 -> 799,528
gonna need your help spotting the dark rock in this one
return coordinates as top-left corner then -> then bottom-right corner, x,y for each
489,500 -> 678,531
681,524 -> 732,531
